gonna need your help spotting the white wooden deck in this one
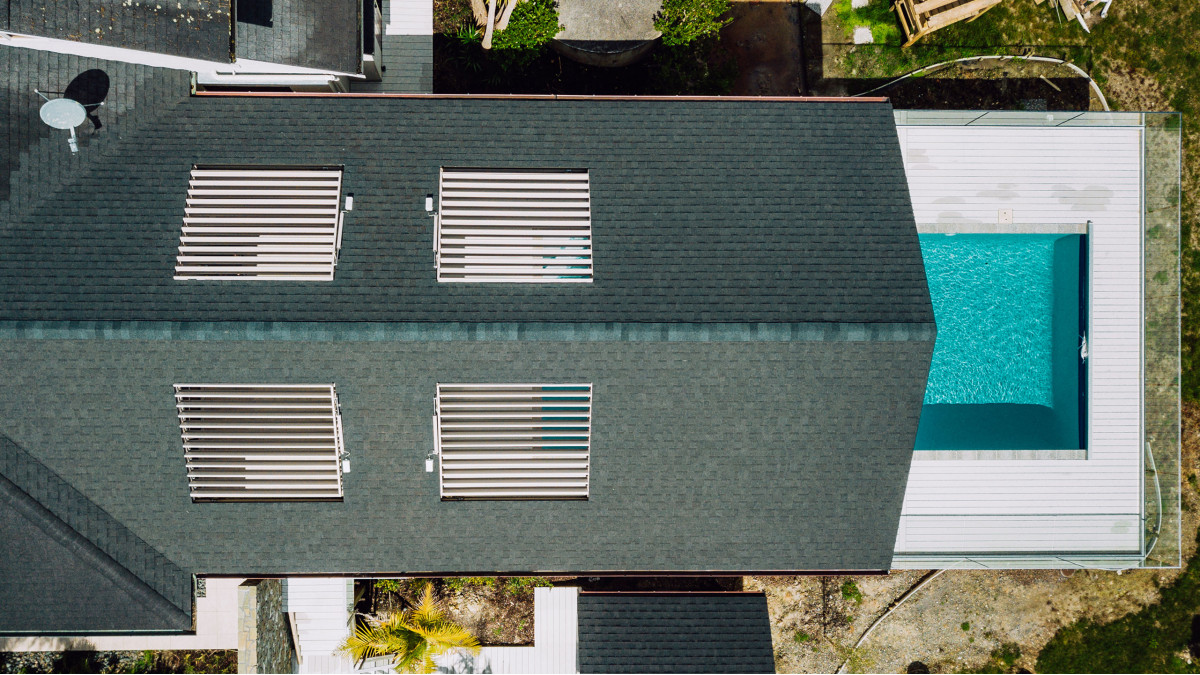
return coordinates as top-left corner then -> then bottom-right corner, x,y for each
288,577 -> 355,673
894,122 -> 1145,560
436,587 -> 579,674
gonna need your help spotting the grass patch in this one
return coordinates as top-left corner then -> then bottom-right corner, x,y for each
840,579 -> 863,604
1035,529 -> 1200,673
794,629 -> 813,644
960,642 -> 1023,673
833,0 -> 900,45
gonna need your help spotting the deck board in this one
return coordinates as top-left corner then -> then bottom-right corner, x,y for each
896,122 -> 1144,557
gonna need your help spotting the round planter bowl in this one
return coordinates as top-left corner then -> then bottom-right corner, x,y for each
550,37 -> 661,68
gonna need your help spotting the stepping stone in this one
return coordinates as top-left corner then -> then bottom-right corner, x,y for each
852,0 -> 870,7
853,26 -> 874,43
556,0 -> 663,41
554,0 -> 664,66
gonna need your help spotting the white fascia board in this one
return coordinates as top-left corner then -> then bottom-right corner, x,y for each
0,31 -> 359,81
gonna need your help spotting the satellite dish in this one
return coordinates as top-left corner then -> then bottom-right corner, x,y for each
39,97 -> 87,153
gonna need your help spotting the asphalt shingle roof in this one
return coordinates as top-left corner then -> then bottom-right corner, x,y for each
235,0 -> 360,73
0,96 -> 932,325
0,435 -> 191,633
577,593 -> 776,673
0,90 -> 935,633
4,0 -> 233,62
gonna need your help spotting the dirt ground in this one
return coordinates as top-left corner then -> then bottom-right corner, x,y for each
372,580 -> 542,646
722,1 -> 804,95
754,404 -> 1200,674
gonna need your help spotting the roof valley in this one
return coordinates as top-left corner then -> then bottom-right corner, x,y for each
0,433 -> 193,625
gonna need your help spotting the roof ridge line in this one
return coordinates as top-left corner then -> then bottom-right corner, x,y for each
0,434 -> 192,627
0,320 -> 938,343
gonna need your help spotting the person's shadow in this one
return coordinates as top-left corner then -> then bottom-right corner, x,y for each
64,69 -> 110,132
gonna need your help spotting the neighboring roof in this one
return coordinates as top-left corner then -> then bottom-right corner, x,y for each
3,0 -> 233,62
235,0 -> 360,73
0,48 -> 192,221
0,435 -> 192,634
0,96 -> 932,325
576,593 -> 776,673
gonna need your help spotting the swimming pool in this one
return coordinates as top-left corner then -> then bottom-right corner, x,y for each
915,234 -> 1086,451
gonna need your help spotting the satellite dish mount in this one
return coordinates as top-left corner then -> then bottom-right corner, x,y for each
35,89 -> 101,153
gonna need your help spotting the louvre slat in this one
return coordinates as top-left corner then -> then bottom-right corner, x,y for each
190,169 -> 343,178
176,384 -> 344,501
437,169 -> 592,283
178,167 -> 343,280
436,384 -> 591,499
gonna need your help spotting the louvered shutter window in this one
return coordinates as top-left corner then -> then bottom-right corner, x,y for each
176,166 -> 344,280
436,169 -> 592,282
175,384 -> 345,501
435,384 -> 592,499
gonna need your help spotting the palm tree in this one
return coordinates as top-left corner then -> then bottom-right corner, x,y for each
338,583 -> 480,674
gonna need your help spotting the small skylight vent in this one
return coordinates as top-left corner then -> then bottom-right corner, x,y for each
176,166 -> 344,281
435,383 -> 592,499
436,169 -> 592,282
175,383 -> 345,501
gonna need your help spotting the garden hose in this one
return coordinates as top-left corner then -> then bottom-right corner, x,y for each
851,54 -> 1110,111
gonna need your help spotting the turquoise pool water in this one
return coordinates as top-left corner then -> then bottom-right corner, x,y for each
915,234 -> 1086,450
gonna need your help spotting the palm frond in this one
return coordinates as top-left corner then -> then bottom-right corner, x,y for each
408,584 -> 446,627
337,585 -> 481,674
415,623 -> 481,654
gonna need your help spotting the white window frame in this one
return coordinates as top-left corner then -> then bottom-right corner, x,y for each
435,168 -> 593,283
174,383 -> 345,501
175,166 -> 345,281
434,383 -> 592,499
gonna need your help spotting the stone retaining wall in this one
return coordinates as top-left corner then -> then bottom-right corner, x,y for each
238,580 -> 296,674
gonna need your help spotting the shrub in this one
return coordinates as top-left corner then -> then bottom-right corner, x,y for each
840,579 -> 863,604
445,576 -> 497,592
961,621 -> 971,631
491,0 -> 563,62
991,643 -> 1021,670
502,576 -> 552,593
374,578 -> 403,594
653,0 -> 732,47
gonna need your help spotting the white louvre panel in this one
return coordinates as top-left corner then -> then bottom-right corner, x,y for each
175,384 -> 344,501
176,167 -> 344,281
437,169 -> 592,282
436,383 -> 591,499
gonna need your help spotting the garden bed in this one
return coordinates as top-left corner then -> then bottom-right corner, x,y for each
363,578 -> 566,646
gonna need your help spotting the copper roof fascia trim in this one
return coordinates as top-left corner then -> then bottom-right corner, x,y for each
194,91 -> 889,103
578,591 -> 767,595
197,569 -> 891,578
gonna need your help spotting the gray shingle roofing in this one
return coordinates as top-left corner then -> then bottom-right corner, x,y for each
0,87 -> 935,633
0,48 -> 192,221
4,0 -> 233,62
0,435 -> 192,634
0,96 -> 932,325
576,593 -> 776,673
0,336 -> 929,575
235,0 -> 360,73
